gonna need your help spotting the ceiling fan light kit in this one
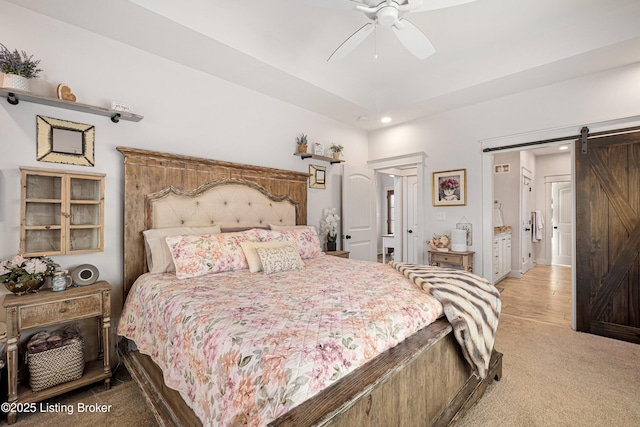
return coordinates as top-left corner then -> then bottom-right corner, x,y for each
324,0 -> 476,61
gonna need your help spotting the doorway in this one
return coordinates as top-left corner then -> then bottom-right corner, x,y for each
368,152 -> 428,264
521,168 -> 534,275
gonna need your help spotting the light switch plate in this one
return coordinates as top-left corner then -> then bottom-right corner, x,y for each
437,212 -> 446,220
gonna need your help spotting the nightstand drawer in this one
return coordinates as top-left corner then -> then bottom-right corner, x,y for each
19,294 -> 102,329
430,252 -> 463,266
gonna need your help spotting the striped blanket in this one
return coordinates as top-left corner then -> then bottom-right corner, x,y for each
390,262 -> 501,379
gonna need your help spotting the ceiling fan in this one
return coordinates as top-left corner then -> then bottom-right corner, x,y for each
312,0 -> 477,61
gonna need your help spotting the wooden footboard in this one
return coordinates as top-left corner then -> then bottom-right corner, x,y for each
120,320 -> 502,427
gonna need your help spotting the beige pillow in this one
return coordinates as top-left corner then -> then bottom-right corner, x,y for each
240,241 -> 295,273
255,245 -> 304,274
143,225 -> 221,273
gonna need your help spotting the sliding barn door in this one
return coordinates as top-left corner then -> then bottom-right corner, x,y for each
575,131 -> 640,344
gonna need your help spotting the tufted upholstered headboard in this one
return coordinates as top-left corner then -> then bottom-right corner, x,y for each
146,179 -> 298,230
118,147 -> 310,298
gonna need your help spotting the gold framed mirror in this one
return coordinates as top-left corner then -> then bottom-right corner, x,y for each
36,115 -> 95,166
309,164 -> 326,189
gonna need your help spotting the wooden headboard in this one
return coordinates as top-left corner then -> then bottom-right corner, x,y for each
117,147 -> 309,297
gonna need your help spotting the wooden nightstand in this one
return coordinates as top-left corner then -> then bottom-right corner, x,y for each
326,250 -> 350,259
3,281 -> 112,424
428,250 -> 475,272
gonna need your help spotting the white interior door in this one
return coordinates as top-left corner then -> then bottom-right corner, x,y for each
521,169 -> 533,274
552,181 -> 573,266
342,164 -> 376,261
404,175 -> 419,263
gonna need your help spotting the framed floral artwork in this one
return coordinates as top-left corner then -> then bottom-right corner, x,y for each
433,169 -> 466,206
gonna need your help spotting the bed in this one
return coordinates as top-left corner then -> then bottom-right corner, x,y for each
116,147 -> 502,426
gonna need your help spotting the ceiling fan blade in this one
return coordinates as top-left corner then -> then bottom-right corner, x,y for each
294,0 -> 365,10
407,0 -> 477,12
328,23 -> 375,62
392,19 -> 435,59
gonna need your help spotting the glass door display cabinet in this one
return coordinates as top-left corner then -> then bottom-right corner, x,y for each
20,167 -> 105,256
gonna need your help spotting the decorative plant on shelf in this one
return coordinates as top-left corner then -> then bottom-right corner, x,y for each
428,233 -> 450,252
320,208 -> 340,251
0,43 -> 42,92
0,254 -> 59,294
296,133 -> 308,153
330,143 -> 344,159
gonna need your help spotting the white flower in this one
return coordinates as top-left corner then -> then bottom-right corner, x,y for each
9,255 -> 25,268
0,261 -> 10,276
320,207 -> 341,240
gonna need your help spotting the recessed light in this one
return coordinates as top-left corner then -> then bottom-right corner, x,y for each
559,146 -> 569,150
381,117 -> 392,124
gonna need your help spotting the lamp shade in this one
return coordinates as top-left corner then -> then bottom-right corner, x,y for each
451,229 -> 467,252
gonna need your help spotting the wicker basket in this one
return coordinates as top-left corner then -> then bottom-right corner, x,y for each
27,339 -> 85,392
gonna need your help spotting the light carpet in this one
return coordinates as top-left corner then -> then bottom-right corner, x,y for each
10,366 -> 157,427
458,314 -> 640,427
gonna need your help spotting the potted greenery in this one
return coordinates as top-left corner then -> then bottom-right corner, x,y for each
296,133 -> 308,154
330,143 -> 344,160
0,43 -> 42,92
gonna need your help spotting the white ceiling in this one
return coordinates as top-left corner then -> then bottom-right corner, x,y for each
10,0 -> 640,130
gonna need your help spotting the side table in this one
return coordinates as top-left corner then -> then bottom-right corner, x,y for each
3,281 -> 112,424
325,250 -> 350,259
428,250 -> 475,272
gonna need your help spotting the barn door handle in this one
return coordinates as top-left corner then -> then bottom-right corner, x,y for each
553,226 -> 558,229
407,229 -> 413,234
524,227 -> 531,231
345,235 -> 351,239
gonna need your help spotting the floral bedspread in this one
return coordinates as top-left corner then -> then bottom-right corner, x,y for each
117,256 -> 443,426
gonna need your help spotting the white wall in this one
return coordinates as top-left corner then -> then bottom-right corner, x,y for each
369,61 -> 640,278
0,3 -> 368,322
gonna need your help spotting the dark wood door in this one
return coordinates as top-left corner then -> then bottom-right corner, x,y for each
575,131 -> 640,344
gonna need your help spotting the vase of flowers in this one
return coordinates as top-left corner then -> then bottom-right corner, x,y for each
320,208 -> 340,251
0,255 -> 59,295
0,43 -> 43,93
428,233 -> 450,252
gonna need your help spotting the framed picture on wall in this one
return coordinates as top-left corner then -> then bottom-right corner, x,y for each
433,169 -> 466,206
309,164 -> 326,189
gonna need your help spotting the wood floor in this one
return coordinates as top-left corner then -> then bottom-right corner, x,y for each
498,264 -> 572,327
376,254 -> 572,326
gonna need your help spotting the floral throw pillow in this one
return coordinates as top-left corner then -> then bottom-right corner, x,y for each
166,232 -> 259,279
276,226 -> 324,259
255,245 -> 304,274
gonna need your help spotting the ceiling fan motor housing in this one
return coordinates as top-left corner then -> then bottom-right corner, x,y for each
377,5 -> 399,26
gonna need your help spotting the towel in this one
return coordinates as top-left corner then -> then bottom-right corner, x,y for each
493,207 -> 504,226
532,210 -> 544,241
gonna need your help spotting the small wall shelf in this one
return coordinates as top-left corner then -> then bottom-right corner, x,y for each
0,88 -> 143,123
293,152 -> 344,164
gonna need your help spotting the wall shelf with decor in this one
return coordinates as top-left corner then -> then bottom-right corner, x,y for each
0,88 -> 143,123
293,152 -> 344,164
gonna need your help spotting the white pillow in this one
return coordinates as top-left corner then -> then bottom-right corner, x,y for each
240,241 -> 294,273
143,225 -> 221,273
